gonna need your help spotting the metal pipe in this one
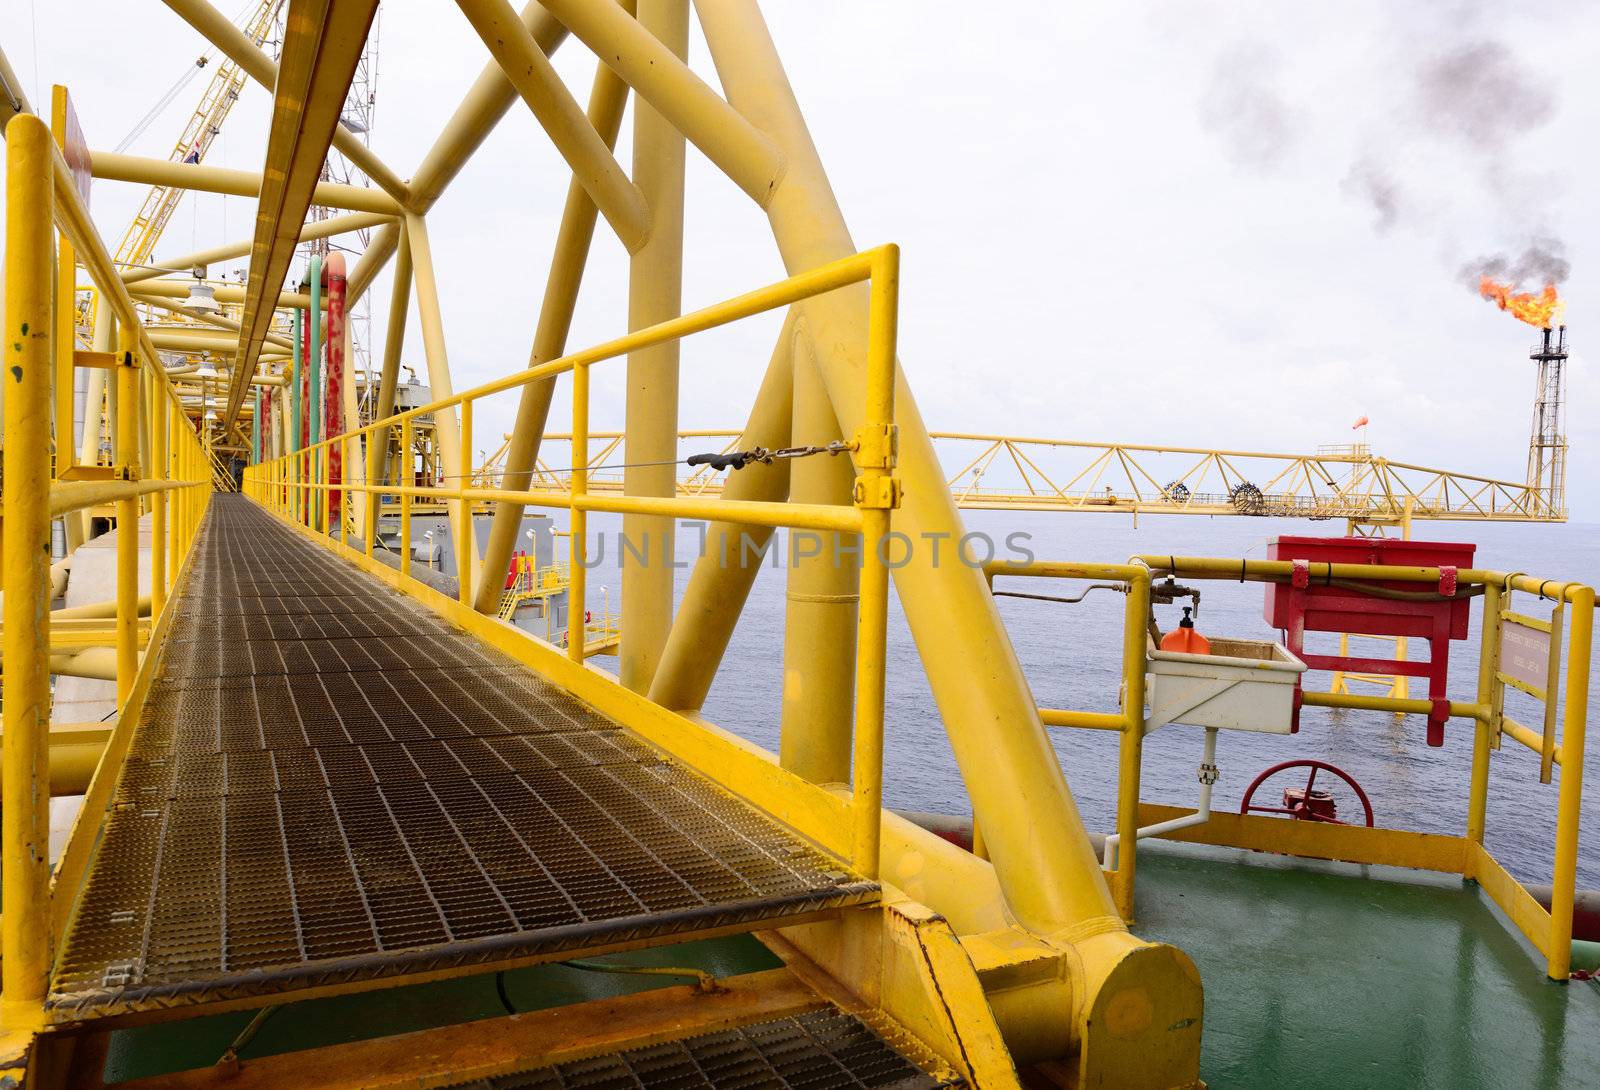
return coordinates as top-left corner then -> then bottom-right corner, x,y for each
308,255 -> 324,454
128,296 -> 297,352
2,113 -> 55,1016
472,54 -> 630,614
88,150 -> 399,214
779,326 -> 857,785
1105,728 -> 1216,871
619,0 -> 688,694
649,316 -> 793,711
122,210 -> 391,284
322,254 -> 347,530
405,213 -> 475,569
130,280 -> 312,309
367,228 -> 412,554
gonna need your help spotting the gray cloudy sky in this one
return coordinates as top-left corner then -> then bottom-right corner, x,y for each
7,1 -> 1597,515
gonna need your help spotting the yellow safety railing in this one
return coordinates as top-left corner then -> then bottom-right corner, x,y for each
245,245 -> 902,881
3,114 -> 214,1038
987,554 -> 1594,980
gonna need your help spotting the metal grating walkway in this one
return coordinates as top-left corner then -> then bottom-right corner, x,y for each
441,1009 -> 959,1090
50,497 -> 877,1019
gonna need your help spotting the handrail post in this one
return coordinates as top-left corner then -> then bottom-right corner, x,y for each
569,365 -> 590,663
849,245 -> 900,879
400,418 -> 414,579
3,113 -> 57,1025
1548,584 -> 1593,980
152,380 -> 169,618
168,398 -> 182,588
458,400 -> 473,604
1466,581 -> 1502,855
1111,566 -> 1151,917
114,333 -> 141,708
365,417 -> 381,557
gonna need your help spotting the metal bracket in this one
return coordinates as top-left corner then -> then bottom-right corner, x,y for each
853,476 -> 902,509
112,464 -> 138,481
852,423 -> 897,470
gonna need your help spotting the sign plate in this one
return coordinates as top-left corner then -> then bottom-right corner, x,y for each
1502,619 -> 1551,693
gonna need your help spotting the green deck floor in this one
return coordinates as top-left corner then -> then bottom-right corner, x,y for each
108,844 -> 1600,1086
1133,840 -> 1600,1089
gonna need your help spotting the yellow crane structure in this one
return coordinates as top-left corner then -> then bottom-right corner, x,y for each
108,0 -> 285,278
1,5 -> 1594,1089
511,430 -> 1564,525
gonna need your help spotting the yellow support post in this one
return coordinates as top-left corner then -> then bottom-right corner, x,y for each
400,417 -> 414,579
472,53 -> 630,615
459,399 -> 473,605
151,379 -> 168,618
114,334 -> 141,708
779,330 -> 858,785
569,362 -> 590,663
618,0 -> 687,694
1466,582 -> 1502,852
2,113 -> 56,1032
1110,568 -> 1151,918
1547,584 -> 1593,980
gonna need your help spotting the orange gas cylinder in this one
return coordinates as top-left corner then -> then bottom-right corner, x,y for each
1160,607 -> 1211,654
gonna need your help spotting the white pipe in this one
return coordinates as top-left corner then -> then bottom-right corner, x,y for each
1104,727 -> 1219,870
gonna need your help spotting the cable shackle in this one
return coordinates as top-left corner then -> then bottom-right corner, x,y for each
686,440 -> 854,472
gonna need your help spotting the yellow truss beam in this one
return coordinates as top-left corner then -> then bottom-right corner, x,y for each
229,0 -> 380,426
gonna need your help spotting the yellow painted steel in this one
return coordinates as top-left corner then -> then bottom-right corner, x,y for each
649,314 -> 794,714
88,149 -> 399,215
1548,584 -> 1593,979
115,336 -> 141,706
780,330 -> 858,786
456,0 -> 648,253
1,104 -> 215,1061
998,550 -> 1594,980
569,360 -> 589,662
472,48 -> 632,615
618,0 -> 688,695
248,248 -> 902,883
2,114 -> 57,1040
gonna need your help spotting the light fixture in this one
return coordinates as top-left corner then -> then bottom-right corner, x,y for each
184,281 -> 221,315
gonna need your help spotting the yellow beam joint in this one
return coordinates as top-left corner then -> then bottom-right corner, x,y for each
455,0 -> 650,252
540,0 -> 783,205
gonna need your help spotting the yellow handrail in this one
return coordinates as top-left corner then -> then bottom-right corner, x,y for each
3,113 -> 216,1041
245,245 -> 902,883
988,555 -> 1594,979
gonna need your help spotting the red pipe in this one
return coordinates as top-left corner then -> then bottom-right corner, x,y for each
322,253 -> 348,523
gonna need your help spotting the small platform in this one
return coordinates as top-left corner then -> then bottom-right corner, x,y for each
51,498 -> 877,1020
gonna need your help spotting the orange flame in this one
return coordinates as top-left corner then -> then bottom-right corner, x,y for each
1478,276 -> 1563,329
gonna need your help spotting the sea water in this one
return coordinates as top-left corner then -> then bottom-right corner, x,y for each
582,512 -> 1599,889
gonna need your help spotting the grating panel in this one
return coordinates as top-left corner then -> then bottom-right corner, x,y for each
441,1009 -> 959,1090
51,497 -> 876,1019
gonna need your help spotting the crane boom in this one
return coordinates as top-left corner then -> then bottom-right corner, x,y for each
111,0 -> 285,274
